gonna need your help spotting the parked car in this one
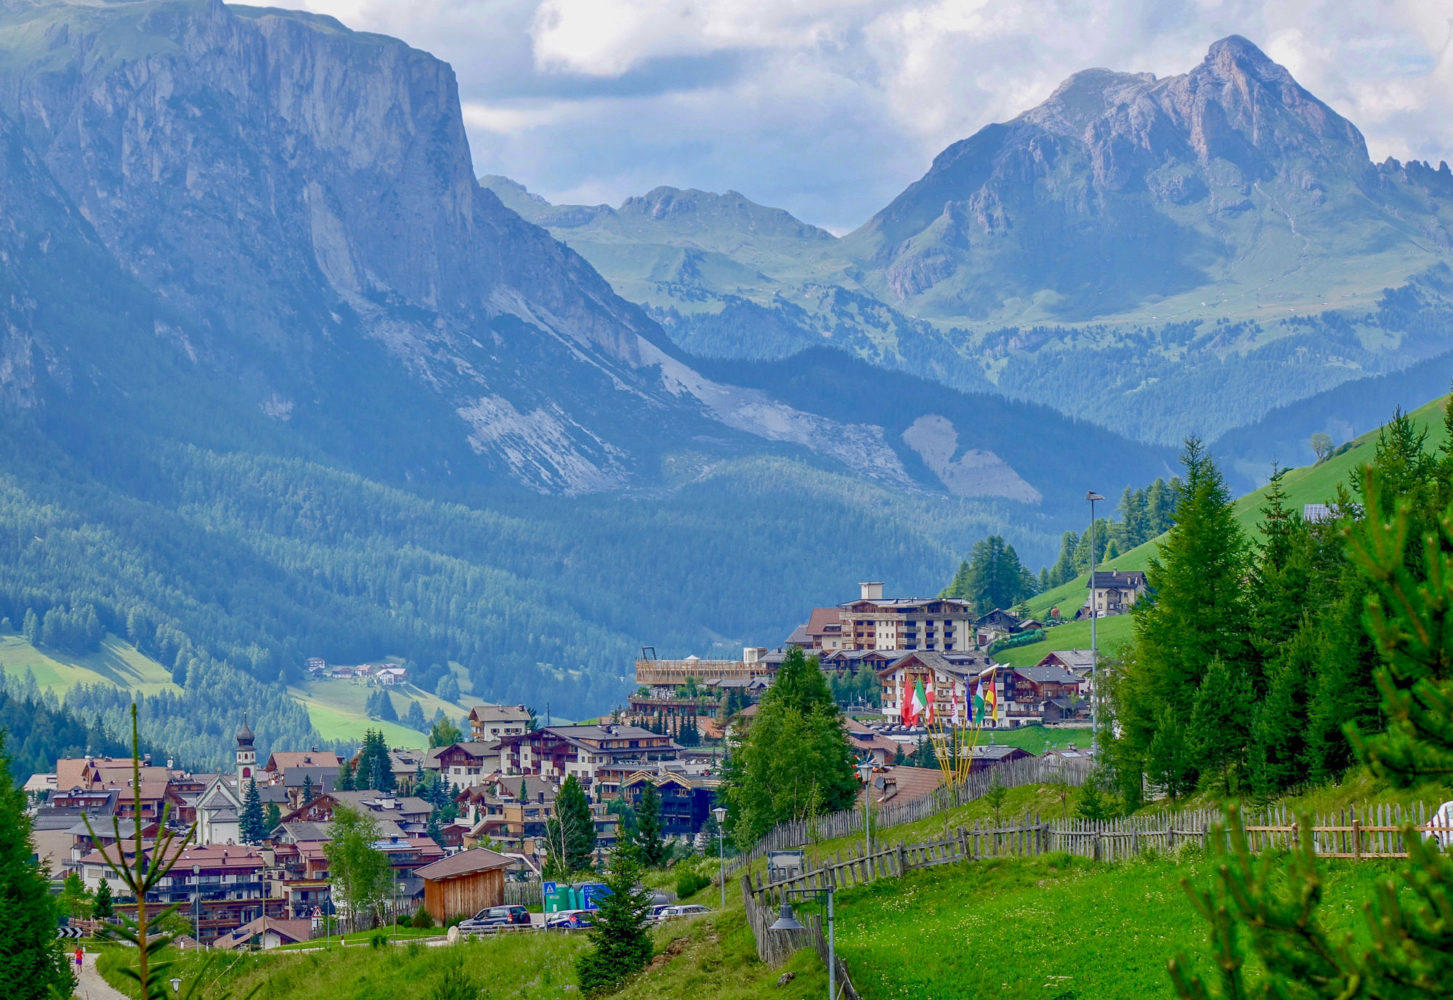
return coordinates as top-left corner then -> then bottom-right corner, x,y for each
657,904 -> 711,920
457,905 -> 531,934
545,909 -> 594,931
648,903 -> 674,922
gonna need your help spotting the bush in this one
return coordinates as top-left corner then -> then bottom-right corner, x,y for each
370,931 -> 387,949
410,907 -> 435,929
675,869 -> 711,900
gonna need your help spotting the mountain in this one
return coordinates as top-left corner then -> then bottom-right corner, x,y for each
488,36 -> 1453,448
0,0 -> 1173,761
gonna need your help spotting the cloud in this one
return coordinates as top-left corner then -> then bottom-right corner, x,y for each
268,0 -> 1451,231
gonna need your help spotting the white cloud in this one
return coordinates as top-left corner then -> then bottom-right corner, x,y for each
263,0 -> 1452,231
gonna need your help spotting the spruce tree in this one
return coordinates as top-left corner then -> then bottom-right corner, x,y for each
240,778 -> 265,844
1170,463 -> 1453,999
1186,658 -> 1252,792
545,775 -> 596,876
302,774 -> 315,804
632,782 -> 667,868
93,877 -> 113,920
336,759 -> 356,792
576,848 -> 653,994
263,801 -> 281,833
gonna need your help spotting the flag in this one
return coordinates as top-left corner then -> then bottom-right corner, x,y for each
982,669 -> 998,723
910,679 -> 929,726
950,685 -> 962,727
900,675 -> 913,726
925,680 -> 936,725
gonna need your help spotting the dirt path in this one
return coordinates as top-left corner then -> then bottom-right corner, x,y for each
72,952 -> 127,1000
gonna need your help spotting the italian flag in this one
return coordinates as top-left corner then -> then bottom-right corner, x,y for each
909,679 -> 930,726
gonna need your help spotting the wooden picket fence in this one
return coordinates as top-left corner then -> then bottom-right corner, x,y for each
745,802 -> 1451,910
720,754 -> 1090,884
741,875 -> 861,1000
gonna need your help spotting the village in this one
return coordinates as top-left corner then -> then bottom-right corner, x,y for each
24,576 -> 1142,951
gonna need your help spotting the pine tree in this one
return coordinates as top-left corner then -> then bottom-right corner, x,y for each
1170,464 -> 1453,999
58,870 -> 93,920
1108,438 -> 1250,797
632,782 -> 668,868
93,877 -> 113,920
240,778 -> 265,844
336,759 -> 356,792
263,801 -> 281,833
1186,658 -> 1252,793
545,774 -> 596,877
575,847 -> 653,994
302,774 -> 315,804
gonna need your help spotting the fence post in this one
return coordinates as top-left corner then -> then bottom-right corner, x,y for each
1093,828 -> 1102,862
958,826 -> 968,859
896,843 -> 907,877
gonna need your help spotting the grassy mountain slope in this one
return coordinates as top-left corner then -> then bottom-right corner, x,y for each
1001,393 -> 1452,667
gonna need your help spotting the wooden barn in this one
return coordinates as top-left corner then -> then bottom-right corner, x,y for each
416,848 -> 515,923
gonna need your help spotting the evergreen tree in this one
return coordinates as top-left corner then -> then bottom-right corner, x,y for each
544,774 -> 595,876
943,536 -> 1038,614
0,731 -> 73,997
1076,772 -> 1111,821
1169,463 -> 1453,999
263,801 -> 281,833
336,759 -> 356,792
58,870 -> 93,920
355,730 -> 395,793
576,847 -> 653,994
632,783 -> 668,868
302,774 -> 315,804
1107,438 -> 1250,799
404,699 -> 426,731
93,877 -> 113,920
239,778 -> 266,844
1186,658 -> 1252,792
719,649 -> 857,848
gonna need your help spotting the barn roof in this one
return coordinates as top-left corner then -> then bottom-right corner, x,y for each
414,847 -> 515,881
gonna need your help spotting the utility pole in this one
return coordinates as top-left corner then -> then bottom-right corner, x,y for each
1086,491 -> 1104,758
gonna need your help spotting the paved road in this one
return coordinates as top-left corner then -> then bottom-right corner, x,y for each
73,952 -> 127,1000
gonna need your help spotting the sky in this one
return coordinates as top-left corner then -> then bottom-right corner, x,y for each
272,0 -> 1452,233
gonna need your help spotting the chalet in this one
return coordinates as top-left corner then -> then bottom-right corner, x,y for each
375,666 -> 407,686
435,742 -> 502,791
964,744 -> 1034,767
973,609 -> 1022,648
499,725 -> 677,788
277,790 -> 432,837
1003,666 -> 1085,723
619,772 -> 719,837
1036,649 -> 1096,680
416,848 -> 515,924
468,704 -> 532,741
1083,570 -> 1148,617
328,666 -> 356,680
263,750 -> 342,779
305,657 -> 327,674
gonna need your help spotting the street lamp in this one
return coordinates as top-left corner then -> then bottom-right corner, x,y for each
191,863 -> 201,947
770,884 -> 836,1000
1086,491 -> 1105,758
855,760 -> 874,859
169,978 -> 182,996
712,806 -> 727,909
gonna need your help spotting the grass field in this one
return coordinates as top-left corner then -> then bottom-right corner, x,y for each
991,615 -> 1134,668
0,632 -> 178,696
288,675 -> 477,746
831,850 -> 1394,1000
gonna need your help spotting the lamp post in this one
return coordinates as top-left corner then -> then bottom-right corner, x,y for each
1086,491 -> 1104,757
712,806 -> 727,910
770,884 -> 836,1000
855,760 -> 874,859
191,863 -> 201,947
169,978 -> 182,996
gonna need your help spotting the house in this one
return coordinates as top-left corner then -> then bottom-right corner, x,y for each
1083,570 -> 1148,617
785,607 -> 850,653
212,916 -> 313,951
263,750 -> 343,779
1036,650 -> 1096,680
1003,666 -> 1085,724
860,765 -> 943,809
498,725 -> 677,789
964,744 -> 1034,768
416,848 -> 515,924
434,742 -> 502,791
468,704 -> 532,742
876,651 -> 1000,726
635,648 -> 780,698
305,657 -> 327,674
376,666 -> 407,686
973,609 -> 1022,648
278,790 -> 433,836
619,772 -> 719,838
844,721 -> 904,766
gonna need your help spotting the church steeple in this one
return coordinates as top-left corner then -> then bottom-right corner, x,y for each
235,713 -> 256,787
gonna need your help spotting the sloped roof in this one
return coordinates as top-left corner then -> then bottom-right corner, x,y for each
414,847 -> 515,881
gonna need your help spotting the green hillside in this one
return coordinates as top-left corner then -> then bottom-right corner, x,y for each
0,632 -> 177,697
1013,393 -> 1452,663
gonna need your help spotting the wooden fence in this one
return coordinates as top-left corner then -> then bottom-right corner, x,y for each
746,802 -> 1451,910
741,875 -> 861,1000
721,754 -> 1090,884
